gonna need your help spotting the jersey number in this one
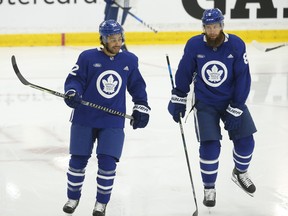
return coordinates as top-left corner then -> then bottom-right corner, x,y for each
243,53 -> 249,64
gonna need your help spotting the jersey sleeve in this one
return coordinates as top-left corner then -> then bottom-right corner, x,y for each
175,39 -> 197,94
64,51 -> 89,95
126,55 -> 148,106
232,38 -> 251,107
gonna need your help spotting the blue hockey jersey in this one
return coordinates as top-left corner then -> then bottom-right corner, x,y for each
175,33 -> 251,108
64,48 -> 148,128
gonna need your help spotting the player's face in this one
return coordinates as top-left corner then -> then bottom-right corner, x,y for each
104,34 -> 123,56
204,23 -> 222,40
204,23 -> 224,47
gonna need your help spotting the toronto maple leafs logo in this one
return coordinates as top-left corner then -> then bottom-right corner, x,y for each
96,70 -> 122,98
207,65 -> 223,82
201,60 -> 227,87
102,75 -> 118,94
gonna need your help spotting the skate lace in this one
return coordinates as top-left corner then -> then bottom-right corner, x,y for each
66,199 -> 78,208
94,202 -> 106,212
239,172 -> 253,187
205,189 -> 216,201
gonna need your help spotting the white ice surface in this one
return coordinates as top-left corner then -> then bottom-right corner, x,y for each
0,43 -> 288,216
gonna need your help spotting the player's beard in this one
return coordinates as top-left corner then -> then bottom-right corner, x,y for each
205,31 -> 225,48
105,44 -> 121,56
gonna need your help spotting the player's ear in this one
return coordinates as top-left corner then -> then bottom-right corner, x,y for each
100,36 -> 104,46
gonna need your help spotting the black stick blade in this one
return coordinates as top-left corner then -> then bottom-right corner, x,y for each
252,40 -> 287,52
265,44 -> 286,52
11,55 -> 30,85
11,55 -> 66,98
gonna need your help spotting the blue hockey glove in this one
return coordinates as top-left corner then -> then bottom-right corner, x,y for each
224,104 -> 244,131
168,88 -> 187,123
130,103 -> 150,129
104,0 -> 114,4
64,89 -> 82,108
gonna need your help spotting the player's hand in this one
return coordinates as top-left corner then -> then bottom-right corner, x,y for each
168,88 -> 187,123
224,104 -> 244,130
64,89 -> 82,108
104,0 -> 115,5
130,103 -> 150,129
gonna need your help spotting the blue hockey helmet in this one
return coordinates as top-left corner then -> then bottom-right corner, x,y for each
99,19 -> 124,42
202,8 -> 224,26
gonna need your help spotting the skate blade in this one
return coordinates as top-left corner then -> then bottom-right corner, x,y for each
231,176 -> 254,197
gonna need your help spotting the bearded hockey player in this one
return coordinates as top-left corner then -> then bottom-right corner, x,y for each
168,8 -> 257,208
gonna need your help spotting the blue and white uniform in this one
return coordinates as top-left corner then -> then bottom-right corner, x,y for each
64,48 -> 148,204
65,48 -> 148,129
176,33 -> 250,108
169,8 -> 257,202
62,20 -> 149,213
173,33 -> 256,189
175,33 -> 256,141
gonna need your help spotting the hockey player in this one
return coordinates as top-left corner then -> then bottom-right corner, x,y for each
104,0 -> 131,51
62,19 -> 150,216
168,8 -> 257,207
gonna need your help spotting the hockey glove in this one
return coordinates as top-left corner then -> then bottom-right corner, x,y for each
224,104 -> 244,131
104,0 -> 114,4
168,88 -> 187,123
64,89 -> 82,108
130,103 -> 150,129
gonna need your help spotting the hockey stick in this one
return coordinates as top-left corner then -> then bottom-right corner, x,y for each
113,1 -> 158,33
252,40 -> 288,52
11,55 -> 133,120
166,54 -> 198,216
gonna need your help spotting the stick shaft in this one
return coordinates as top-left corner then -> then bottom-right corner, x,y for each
11,55 -> 133,120
166,54 -> 198,216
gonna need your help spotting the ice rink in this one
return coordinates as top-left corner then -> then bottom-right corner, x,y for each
1,42 -> 288,216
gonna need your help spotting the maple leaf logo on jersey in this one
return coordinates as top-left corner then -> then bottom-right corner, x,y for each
102,75 -> 118,94
207,65 -> 223,82
97,70 -> 122,99
201,60 -> 227,87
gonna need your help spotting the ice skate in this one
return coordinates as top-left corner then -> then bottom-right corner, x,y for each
203,188 -> 216,207
93,201 -> 106,216
232,168 -> 256,196
63,199 -> 79,214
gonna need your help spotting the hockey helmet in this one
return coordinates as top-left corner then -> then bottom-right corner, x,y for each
99,19 -> 124,43
202,8 -> 224,26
